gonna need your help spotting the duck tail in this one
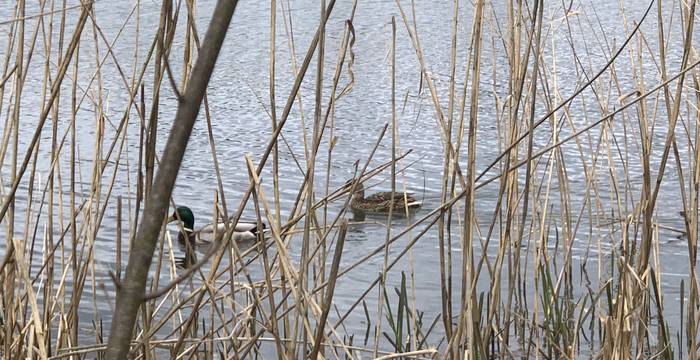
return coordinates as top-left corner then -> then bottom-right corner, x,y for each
250,222 -> 267,236
406,201 -> 422,209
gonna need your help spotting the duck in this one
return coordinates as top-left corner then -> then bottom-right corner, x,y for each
168,206 -> 266,245
348,181 -> 422,213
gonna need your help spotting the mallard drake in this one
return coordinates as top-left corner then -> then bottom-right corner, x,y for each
168,206 -> 266,245
349,181 -> 422,213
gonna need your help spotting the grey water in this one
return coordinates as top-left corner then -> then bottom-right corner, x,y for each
0,0 -> 696,356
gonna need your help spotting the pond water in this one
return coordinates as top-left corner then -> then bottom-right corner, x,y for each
0,0 -> 696,357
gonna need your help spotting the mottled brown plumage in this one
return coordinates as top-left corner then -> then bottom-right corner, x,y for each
349,181 -> 421,213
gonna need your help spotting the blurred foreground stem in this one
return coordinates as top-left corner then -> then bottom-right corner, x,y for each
105,1 -> 238,358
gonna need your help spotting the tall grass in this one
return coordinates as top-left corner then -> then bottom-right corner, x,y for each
0,0 -> 698,358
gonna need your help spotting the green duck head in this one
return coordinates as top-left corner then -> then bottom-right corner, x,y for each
169,206 -> 195,230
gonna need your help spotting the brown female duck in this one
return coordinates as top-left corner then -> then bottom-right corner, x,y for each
349,181 -> 421,213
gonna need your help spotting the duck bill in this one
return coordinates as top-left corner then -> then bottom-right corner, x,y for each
167,215 -> 176,223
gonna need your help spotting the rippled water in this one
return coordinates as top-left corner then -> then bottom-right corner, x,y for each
0,0 -> 696,356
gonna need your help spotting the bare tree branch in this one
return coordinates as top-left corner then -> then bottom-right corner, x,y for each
105,1 -> 238,358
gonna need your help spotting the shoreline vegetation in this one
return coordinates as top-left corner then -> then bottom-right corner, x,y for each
1,0 -> 699,358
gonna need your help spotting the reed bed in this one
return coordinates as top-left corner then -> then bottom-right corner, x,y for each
0,0 -> 698,358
